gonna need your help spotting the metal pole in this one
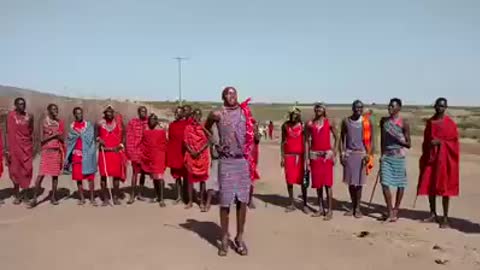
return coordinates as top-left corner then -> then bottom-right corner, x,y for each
178,59 -> 182,106
174,57 -> 188,106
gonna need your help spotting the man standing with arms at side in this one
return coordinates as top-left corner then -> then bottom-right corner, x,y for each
417,98 -> 459,229
5,97 -> 34,205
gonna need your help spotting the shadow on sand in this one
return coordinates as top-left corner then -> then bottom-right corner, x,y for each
254,193 -> 480,234
179,218 -> 222,248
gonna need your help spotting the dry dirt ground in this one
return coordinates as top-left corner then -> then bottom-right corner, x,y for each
1,139 -> 479,270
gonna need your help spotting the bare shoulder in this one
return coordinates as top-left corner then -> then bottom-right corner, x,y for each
327,117 -> 336,126
209,109 -> 222,121
380,116 -> 389,122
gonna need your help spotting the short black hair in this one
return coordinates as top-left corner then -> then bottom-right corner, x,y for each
193,108 -> 202,114
352,99 -> 363,108
137,106 -> 147,113
47,103 -> 57,111
14,97 -> 25,105
435,97 -> 448,106
389,98 -> 402,107
221,86 -> 238,101
72,107 -> 82,114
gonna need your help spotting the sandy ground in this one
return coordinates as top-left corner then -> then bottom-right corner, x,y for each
1,139 -> 479,270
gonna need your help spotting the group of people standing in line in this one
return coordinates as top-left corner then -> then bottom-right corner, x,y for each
0,89 -> 460,256
280,98 -> 459,229
0,87 -> 258,256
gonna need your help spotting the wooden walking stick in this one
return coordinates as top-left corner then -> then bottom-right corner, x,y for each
368,169 -> 381,205
101,146 -> 114,206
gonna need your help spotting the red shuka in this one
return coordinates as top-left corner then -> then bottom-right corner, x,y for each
7,111 -> 34,188
126,118 -> 147,162
97,115 -> 126,180
184,122 -> 210,183
417,116 -> 460,197
307,119 -> 334,188
167,119 -> 188,178
268,122 -> 274,139
141,126 -> 167,178
283,123 -> 305,185
251,142 -> 260,181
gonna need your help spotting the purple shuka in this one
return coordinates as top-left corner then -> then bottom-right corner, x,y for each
343,117 -> 367,186
217,107 -> 251,207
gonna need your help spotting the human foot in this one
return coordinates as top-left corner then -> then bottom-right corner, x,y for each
354,208 -> 363,219
285,204 -> 296,213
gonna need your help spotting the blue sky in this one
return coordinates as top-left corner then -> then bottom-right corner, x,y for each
1,0 -> 479,105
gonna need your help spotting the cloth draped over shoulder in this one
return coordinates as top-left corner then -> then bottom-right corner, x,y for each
141,127 -> 167,176
65,121 -> 97,175
167,119 -> 189,169
239,98 -> 259,180
184,122 -> 210,182
7,111 -> 34,188
417,116 -> 459,197
362,116 -> 374,175
126,118 -> 147,163
97,115 -> 126,179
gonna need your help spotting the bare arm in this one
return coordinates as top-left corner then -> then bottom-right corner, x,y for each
330,119 -> 339,155
401,119 -> 412,149
304,122 -> 311,162
368,118 -> 375,156
254,123 -> 261,144
380,117 -> 386,155
280,122 -> 287,159
205,111 -> 220,133
29,114 -> 35,147
339,118 -> 346,155
3,116 -> 8,155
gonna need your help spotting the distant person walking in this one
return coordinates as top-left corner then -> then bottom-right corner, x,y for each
5,97 -> 34,205
268,121 -> 274,140
417,97 -> 459,229
30,104 -> 65,207
379,98 -> 411,222
64,107 -> 97,206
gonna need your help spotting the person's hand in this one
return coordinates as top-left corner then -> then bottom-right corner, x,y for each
339,152 -> 346,166
280,157 -> 285,168
4,151 -> 11,166
96,138 -> 105,147
192,151 -> 200,159
363,155 -> 371,165
431,139 -> 441,146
